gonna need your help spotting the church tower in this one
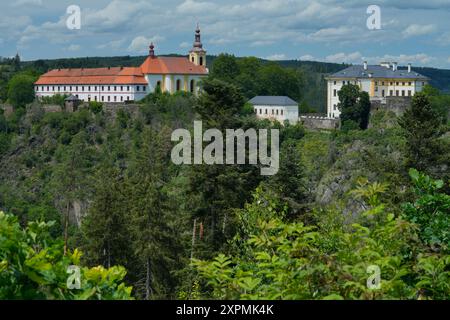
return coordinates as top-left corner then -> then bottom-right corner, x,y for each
189,24 -> 206,67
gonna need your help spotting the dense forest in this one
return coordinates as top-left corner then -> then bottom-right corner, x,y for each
0,53 -> 449,300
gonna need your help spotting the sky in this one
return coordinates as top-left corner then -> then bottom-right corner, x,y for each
0,0 -> 449,69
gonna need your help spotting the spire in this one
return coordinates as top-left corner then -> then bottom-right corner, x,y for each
149,42 -> 155,58
193,23 -> 203,49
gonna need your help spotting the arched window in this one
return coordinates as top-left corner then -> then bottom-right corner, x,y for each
200,56 -> 203,66
176,79 -> 181,91
190,79 -> 195,93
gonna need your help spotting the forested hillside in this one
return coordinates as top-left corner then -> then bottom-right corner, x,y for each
0,54 -> 449,300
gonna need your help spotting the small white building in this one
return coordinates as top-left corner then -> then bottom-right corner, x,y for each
325,62 -> 429,118
249,96 -> 299,124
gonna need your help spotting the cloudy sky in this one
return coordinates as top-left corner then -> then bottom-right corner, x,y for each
1,0 -> 449,68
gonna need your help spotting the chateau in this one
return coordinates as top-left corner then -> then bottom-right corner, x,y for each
34,26 -> 208,103
326,62 -> 429,118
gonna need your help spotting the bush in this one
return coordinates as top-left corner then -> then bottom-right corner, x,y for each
89,101 -> 103,114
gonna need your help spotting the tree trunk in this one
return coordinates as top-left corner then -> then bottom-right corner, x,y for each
63,202 -> 70,256
145,258 -> 151,300
190,218 -> 197,261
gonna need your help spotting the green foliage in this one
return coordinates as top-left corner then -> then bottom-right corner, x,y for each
337,84 -> 371,130
88,101 -> 103,114
195,178 -> 450,300
0,211 -> 133,299
399,92 -> 445,171
40,94 -> 69,107
7,73 -> 37,108
402,169 -> 450,250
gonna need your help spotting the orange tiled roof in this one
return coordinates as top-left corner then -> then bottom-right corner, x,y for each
140,56 -> 208,75
35,67 -> 148,85
35,56 -> 207,85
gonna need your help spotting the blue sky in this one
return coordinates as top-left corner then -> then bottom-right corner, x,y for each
1,0 -> 450,69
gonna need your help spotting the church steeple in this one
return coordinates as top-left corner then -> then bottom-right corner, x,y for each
149,42 -> 155,58
189,24 -> 206,67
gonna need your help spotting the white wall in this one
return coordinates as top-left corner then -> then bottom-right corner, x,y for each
253,104 -> 298,124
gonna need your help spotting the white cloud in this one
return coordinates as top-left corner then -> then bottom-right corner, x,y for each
177,0 -> 217,14
11,0 -> 42,7
402,24 -> 436,38
97,39 -> 127,50
325,52 -> 363,63
299,54 -> 316,61
265,53 -> 287,60
179,41 -> 191,48
127,35 -> 165,53
67,44 -> 80,51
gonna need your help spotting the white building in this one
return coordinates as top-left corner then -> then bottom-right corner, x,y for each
35,26 -> 208,102
249,96 -> 299,124
326,62 -> 429,118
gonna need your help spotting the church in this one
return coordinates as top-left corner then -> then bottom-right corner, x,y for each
34,26 -> 208,103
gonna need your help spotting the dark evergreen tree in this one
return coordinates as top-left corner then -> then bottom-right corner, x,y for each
337,84 -> 371,130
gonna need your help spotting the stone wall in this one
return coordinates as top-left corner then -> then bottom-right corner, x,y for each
370,96 -> 412,116
300,115 -> 339,130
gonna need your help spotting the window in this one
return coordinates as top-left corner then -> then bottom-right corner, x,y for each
259,109 -> 262,114
265,109 -> 267,115
375,81 -> 378,85
200,57 -> 203,66
382,82 -> 385,86
114,96 -> 117,102
192,57 -> 194,62
422,82 -> 425,86
408,82 -> 411,86
190,79 -> 195,93
156,81 -> 161,89
390,90 -> 393,96
52,86 -> 55,91
88,86 -> 91,91
396,90 -> 399,96
107,96 -> 110,102
333,81 -> 336,85
120,86 -> 123,91
81,86 -> 84,92
408,90 -> 412,96
127,96 -> 129,101
127,86 -> 130,91
276,110 -> 279,115
382,90 -> 385,97
280,110 -> 283,116
390,82 -> 393,85
396,82 -> 399,86
176,79 -> 181,91
88,97 -> 91,102
375,86 -> 378,92
402,82 -> 405,86
95,86 -> 97,91
95,96 -> 97,101
102,86 -> 104,91
76,86 -> 78,91
121,96 -> 123,102
114,86 -> 117,91
143,86 -> 146,92
333,89 -> 337,97
108,86 -> 110,91
101,96 -> 104,102
333,104 -> 337,110
271,109 -> 274,115
64,86 -> 66,91
137,86 -> 140,91
402,90 -> 405,96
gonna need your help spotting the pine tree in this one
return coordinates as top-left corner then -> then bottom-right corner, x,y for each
399,92 -> 444,172
80,165 -> 131,268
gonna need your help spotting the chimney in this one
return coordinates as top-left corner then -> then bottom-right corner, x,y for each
408,63 -> 411,73
392,62 -> 398,71
363,61 -> 368,70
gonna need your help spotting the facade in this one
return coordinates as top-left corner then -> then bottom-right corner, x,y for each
326,62 -> 429,118
249,96 -> 299,124
35,27 -> 208,102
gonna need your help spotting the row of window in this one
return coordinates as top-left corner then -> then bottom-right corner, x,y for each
36,85 -> 147,92
333,80 -> 426,86
72,95 -> 131,102
255,108 -> 284,116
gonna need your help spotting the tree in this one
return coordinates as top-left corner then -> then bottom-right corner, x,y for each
398,92 -> 444,171
0,211 -> 133,300
337,84 -> 371,130
7,73 -> 36,108
81,166 -> 131,268
210,53 -> 240,83
127,126 -> 180,299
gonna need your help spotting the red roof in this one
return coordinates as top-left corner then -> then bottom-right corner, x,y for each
140,56 -> 208,75
35,56 -> 207,85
